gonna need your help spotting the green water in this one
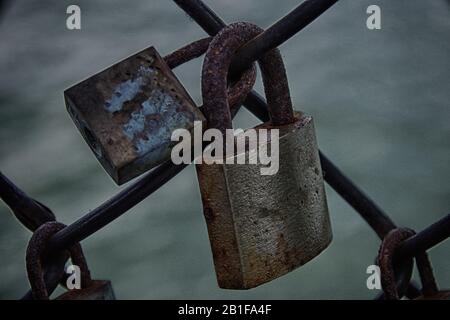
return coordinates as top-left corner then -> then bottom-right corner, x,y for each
0,0 -> 449,299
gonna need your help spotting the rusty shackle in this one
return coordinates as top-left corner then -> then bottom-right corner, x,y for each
201,22 -> 295,134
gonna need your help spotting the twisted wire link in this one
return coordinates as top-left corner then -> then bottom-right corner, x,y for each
26,221 -> 92,300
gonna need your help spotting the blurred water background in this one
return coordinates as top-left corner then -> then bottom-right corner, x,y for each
0,0 -> 449,299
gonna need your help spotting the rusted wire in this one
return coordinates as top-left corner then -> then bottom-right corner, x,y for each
164,37 -> 211,69
0,172 -> 55,231
174,0 -> 339,78
164,36 -> 258,116
395,213 -> 450,261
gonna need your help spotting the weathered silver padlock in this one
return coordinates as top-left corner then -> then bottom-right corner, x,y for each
378,228 -> 450,300
64,46 -> 205,185
196,22 -> 332,289
26,221 -> 116,300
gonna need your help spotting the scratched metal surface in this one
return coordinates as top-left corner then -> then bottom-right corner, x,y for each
0,0 -> 449,299
197,114 -> 332,289
65,47 -> 204,184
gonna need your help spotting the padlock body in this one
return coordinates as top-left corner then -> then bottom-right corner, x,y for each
56,280 -> 116,300
65,47 -> 205,185
196,112 -> 332,289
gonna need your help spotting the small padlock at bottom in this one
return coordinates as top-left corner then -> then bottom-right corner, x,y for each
56,280 -> 116,300
26,222 -> 116,300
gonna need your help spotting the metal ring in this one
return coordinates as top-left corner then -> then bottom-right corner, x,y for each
26,221 -> 92,300
163,36 -> 257,114
377,228 -> 415,300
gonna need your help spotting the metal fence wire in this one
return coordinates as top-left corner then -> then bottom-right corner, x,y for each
0,0 -> 449,300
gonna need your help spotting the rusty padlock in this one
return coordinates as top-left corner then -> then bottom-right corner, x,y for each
196,22 -> 332,289
26,221 -> 116,300
64,47 -> 205,185
378,228 -> 450,300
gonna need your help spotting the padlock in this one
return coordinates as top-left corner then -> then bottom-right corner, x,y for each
64,46 -> 206,185
196,22 -> 332,289
26,221 -> 116,300
378,228 -> 449,300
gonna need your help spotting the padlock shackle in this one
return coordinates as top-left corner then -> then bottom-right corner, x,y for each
201,22 -> 294,134
26,221 -> 92,300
